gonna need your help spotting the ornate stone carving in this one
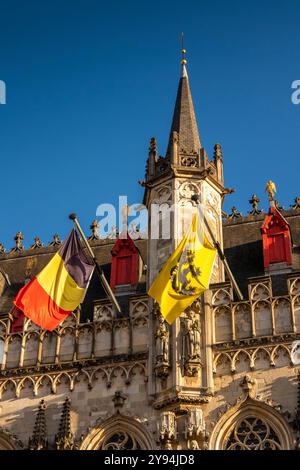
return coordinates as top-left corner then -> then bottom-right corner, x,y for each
289,277 -> 300,295
228,207 -> 242,220
291,197 -> 300,210
212,287 -> 232,306
205,187 -> 220,213
213,143 -> 223,161
178,181 -> 200,201
152,184 -> 172,204
180,152 -> 199,168
158,411 -> 177,449
184,409 -> 208,450
10,232 -> 24,253
225,416 -> 282,450
240,374 -> 257,399
30,236 -> 43,250
0,359 -> 147,398
112,391 -> 127,409
94,303 -> 113,328
88,220 -> 100,241
28,399 -> 48,450
49,233 -> 62,246
275,200 -> 284,211
249,194 -> 262,216
130,300 -> 149,327
55,397 -> 76,450
154,315 -> 170,378
213,341 -> 293,375
250,282 -> 271,301
101,431 -> 142,450
0,243 -> 6,254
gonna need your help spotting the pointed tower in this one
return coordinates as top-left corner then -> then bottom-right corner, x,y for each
166,60 -> 201,159
144,49 -> 224,282
55,397 -> 75,450
145,49 -> 225,422
28,399 -> 48,450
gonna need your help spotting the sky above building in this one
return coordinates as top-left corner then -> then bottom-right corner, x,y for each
0,0 -> 299,248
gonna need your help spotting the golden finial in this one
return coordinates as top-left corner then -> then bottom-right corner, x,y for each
181,32 -> 187,65
265,180 -> 277,202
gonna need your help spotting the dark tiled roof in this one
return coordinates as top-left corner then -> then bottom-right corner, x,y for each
223,209 -> 300,296
166,65 -> 201,157
0,238 -> 148,320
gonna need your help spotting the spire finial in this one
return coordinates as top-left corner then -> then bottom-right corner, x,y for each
181,32 -> 187,65
180,33 -> 188,79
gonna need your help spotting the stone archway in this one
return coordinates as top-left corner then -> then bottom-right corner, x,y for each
210,398 -> 293,450
0,429 -> 23,450
80,414 -> 155,450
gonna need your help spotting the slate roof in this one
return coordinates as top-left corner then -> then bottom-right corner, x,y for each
0,238 -> 148,321
166,63 -> 201,157
223,208 -> 300,296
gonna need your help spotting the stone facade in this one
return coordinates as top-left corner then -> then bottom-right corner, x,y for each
0,59 -> 299,451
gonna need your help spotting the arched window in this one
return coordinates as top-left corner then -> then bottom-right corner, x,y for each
210,399 -> 293,450
80,415 -> 155,450
100,431 -> 142,450
0,429 -> 22,450
224,416 -> 281,450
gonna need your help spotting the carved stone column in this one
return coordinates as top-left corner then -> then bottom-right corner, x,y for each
158,411 -> 177,450
184,408 -> 208,450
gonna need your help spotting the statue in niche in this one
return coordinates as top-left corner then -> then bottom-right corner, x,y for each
182,307 -> 202,377
155,315 -> 169,364
184,310 -> 201,361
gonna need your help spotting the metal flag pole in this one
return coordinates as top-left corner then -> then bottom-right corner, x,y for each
191,194 -> 244,301
69,213 -> 122,313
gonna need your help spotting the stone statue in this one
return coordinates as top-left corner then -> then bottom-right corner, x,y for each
155,316 -> 169,364
184,311 -> 201,361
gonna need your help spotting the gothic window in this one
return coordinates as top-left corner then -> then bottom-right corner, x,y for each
224,417 -> 282,450
100,431 -> 142,450
80,416 -> 155,450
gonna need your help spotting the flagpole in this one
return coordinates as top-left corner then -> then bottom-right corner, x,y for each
69,213 -> 122,313
191,194 -> 244,301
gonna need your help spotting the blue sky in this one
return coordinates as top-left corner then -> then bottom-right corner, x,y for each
0,0 -> 299,249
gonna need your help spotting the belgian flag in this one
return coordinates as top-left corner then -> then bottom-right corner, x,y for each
14,229 -> 94,331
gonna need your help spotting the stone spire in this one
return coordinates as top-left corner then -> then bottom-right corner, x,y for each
166,49 -> 201,158
55,397 -> 75,450
28,399 -> 48,450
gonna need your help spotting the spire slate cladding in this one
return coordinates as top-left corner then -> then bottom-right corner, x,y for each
166,63 -> 201,158
143,52 -> 224,192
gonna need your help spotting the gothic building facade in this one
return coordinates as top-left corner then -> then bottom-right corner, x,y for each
0,57 -> 300,451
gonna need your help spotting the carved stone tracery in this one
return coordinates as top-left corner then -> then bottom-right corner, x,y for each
225,416 -> 282,450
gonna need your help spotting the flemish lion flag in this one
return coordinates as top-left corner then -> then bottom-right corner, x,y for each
148,213 -> 216,325
14,229 -> 94,331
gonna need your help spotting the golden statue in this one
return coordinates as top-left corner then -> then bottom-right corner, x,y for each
265,180 -> 277,201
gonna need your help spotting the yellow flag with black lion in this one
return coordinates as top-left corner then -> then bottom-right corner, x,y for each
148,212 -> 216,325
